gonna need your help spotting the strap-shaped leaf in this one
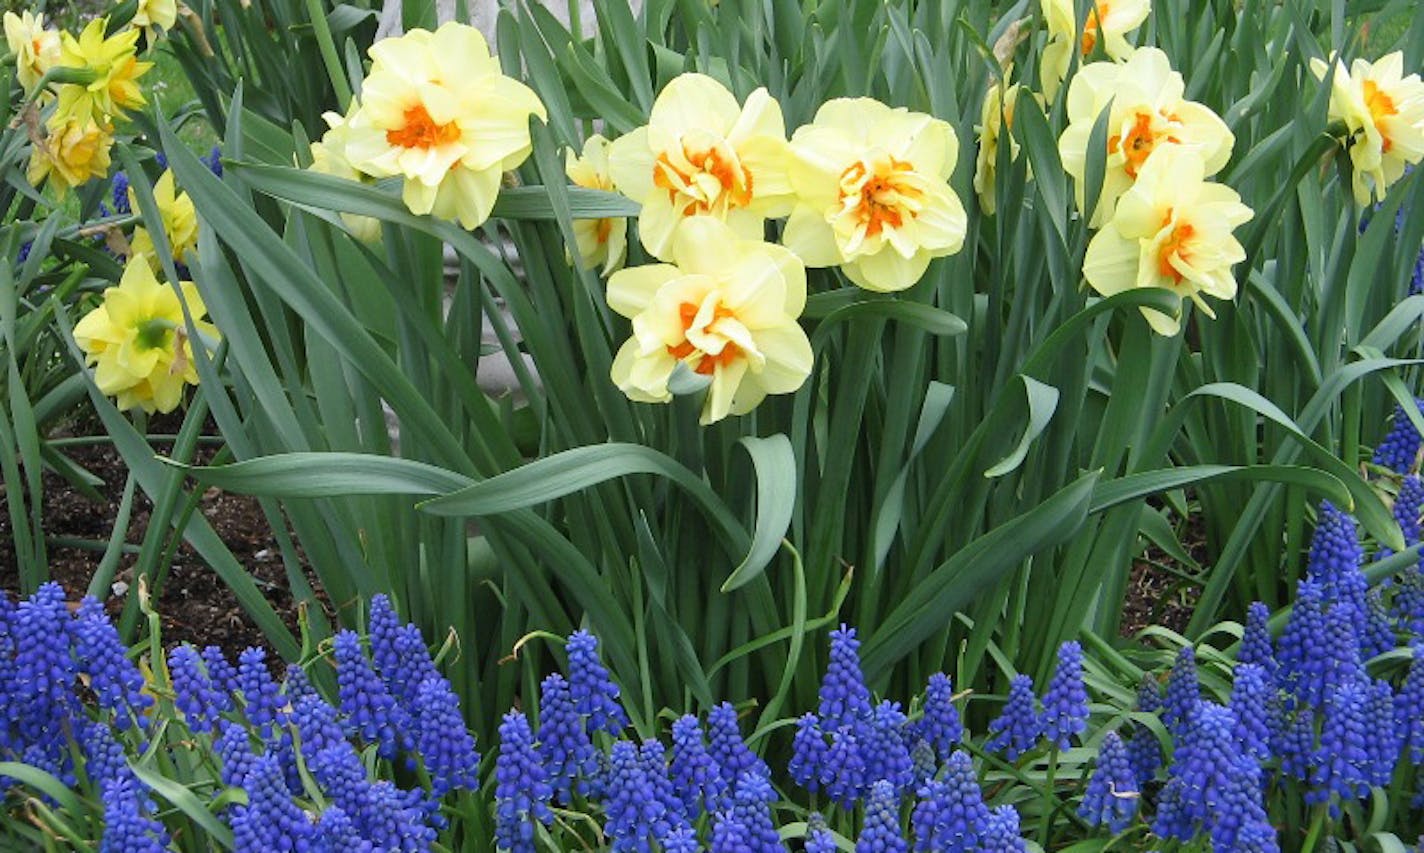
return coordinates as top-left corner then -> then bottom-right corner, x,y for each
722,435 -> 797,591
862,472 -> 1099,674
169,453 -> 476,498
984,375 -> 1059,478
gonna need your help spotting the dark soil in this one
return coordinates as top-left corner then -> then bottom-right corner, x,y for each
1118,507 -> 1206,637
0,413 -> 317,659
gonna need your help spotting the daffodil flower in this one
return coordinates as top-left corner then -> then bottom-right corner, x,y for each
1082,146 -> 1253,336
132,0 -> 178,37
28,111 -> 114,195
73,255 -> 220,414
1310,51 -> 1424,205
566,134 -> 628,275
1058,47 -> 1233,228
4,11 -> 61,93
56,18 -> 151,120
783,98 -> 967,293
607,73 -> 794,261
1039,0 -> 1149,99
975,79 -> 1037,216
308,100 -> 383,242
344,22 -> 547,229
129,170 -> 198,265
607,217 -> 812,425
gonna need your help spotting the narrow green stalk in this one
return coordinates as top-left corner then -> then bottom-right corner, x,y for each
302,0 -> 354,110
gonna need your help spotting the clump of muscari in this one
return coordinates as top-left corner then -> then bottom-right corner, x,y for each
0,588 -> 475,850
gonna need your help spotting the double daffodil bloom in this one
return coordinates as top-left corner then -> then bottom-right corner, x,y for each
1059,47 -> 1233,228
57,18 -> 151,120
975,79 -> 1036,216
73,255 -> 219,414
566,134 -> 628,275
27,112 -> 114,194
1039,0 -> 1149,99
608,217 -> 812,425
1082,146 -> 1253,336
344,22 -> 547,229
4,11 -> 60,93
783,98 -> 967,293
129,170 -> 199,265
308,100 -> 383,243
607,73 -> 794,261
1310,51 -> 1424,205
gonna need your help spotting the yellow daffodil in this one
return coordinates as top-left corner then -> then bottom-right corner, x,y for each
566,134 -> 628,275
4,11 -> 61,93
783,98 -> 967,293
57,18 -> 151,120
344,22 -> 546,229
607,216 -> 812,424
1058,47 -> 1233,228
132,0 -> 178,36
1310,51 -> 1424,205
73,255 -> 219,414
975,79 -> 1037,216
308,100 -> 383,242
607,73 -> 794,261
27,111 -> 114,194
128,170 -> 198,265
1039,0 -> 1149,99
1082,146 -> 1252,336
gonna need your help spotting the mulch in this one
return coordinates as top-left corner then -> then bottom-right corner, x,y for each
0,413 -> 312,659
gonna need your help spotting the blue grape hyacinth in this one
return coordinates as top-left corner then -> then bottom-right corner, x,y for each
857,779 -> 907,853
495,711 -> 554,853
1375,399 -> 1424,474
820,625 -> 873,729
917,672 -> 962,762
538,673 -> 597,804
567,629 -> 628,736
1042,641 -> 1090,750
1078,731 -> 1139,833
986,674 -> 1041,760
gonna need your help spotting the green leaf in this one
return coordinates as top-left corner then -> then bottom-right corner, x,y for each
861,472 -> 1100,674
0,762 -> 85,816
984,376 -> 1059,478
131,762 -> 236,848
169,452 -> 476,498
810,299 -> 967,351
1089,465 -> 1352,513
722,435 -> 797,592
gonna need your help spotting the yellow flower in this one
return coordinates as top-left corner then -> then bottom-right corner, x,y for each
73,255 -> 219,414
607,216 -> 812,425
782,98 -> 967,293
4,11 -> 61,93
607,73 -> 794,261
1039,0 -> 1149,99
308,100 -> 383,242
57,18 -> 151,120
1082,146 -> 1252,336
129,170 -> 199,265
975,79 -> 1036,216
27,111 -> 114,194
1310,51 -> 1424,205
565,134 -> 628,275
344,22 -> 546,229
132,0 -> 178,35
1058,47 -> 1233,228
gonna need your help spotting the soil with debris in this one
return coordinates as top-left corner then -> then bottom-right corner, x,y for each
0,413 -> 316,659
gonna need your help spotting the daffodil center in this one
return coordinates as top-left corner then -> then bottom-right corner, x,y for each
1363,80 -> 1397,152
386,104 -> 461,151
135,317 -> 174,351
1080,2 -> 1107,55
666,294 -> 759,375
1107,111 -> 1178,179
837,154 -> 923,239
652,139 -> 753,217
1156,212 -> 1195,283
